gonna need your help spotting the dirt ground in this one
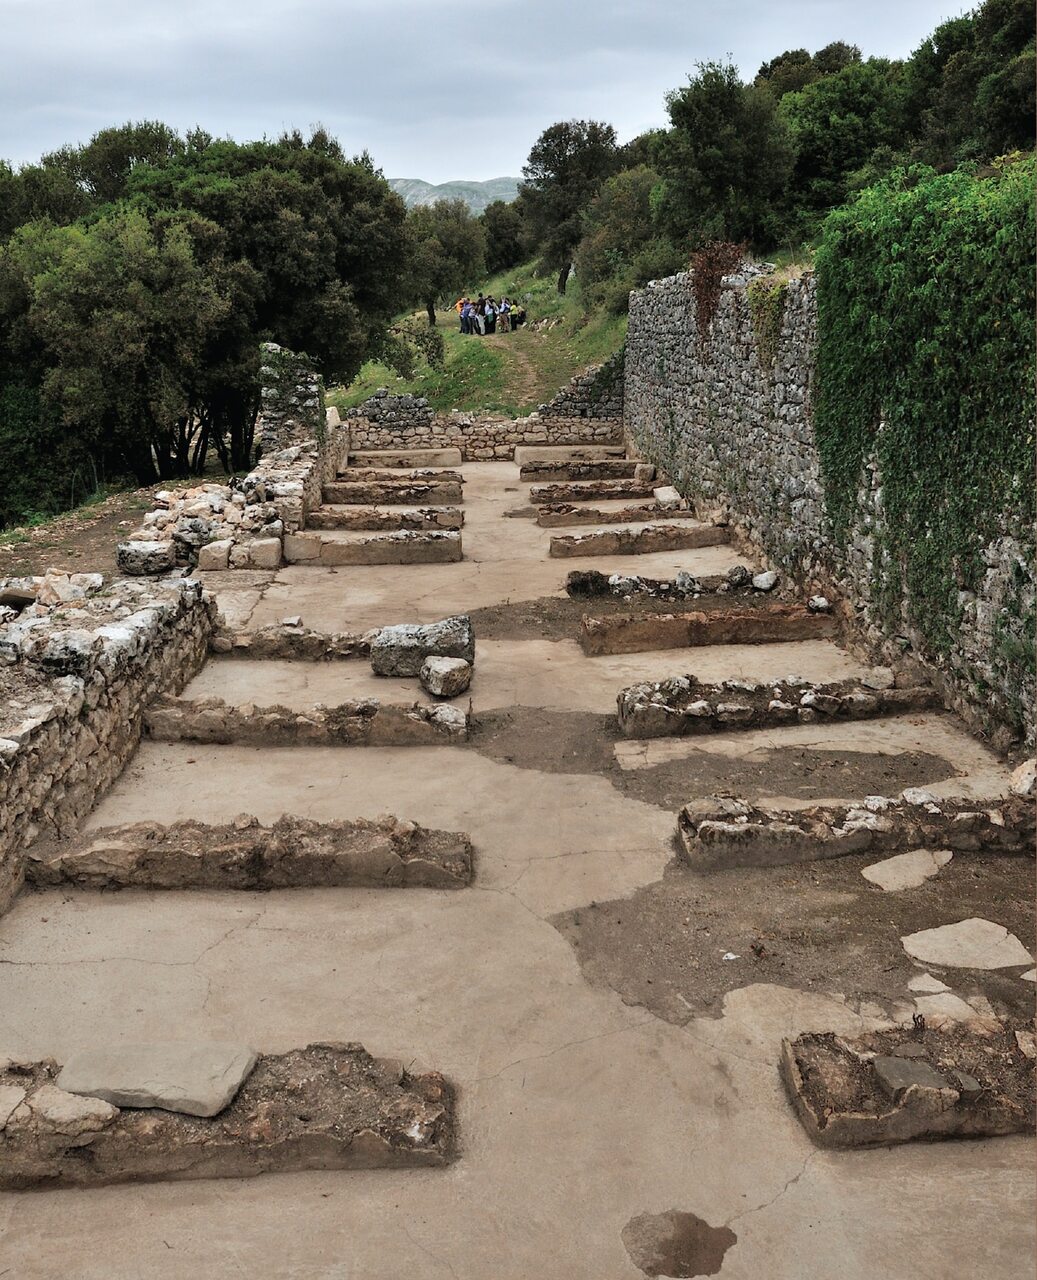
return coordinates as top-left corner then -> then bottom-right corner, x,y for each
0,488 -> 154,578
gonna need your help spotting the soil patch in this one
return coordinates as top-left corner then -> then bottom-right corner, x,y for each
0,489 -> 156,578
467,593 -> 773,643
622,1210 -> 737,1278
469,707 -> 618,774
552,854 -> 1036,1024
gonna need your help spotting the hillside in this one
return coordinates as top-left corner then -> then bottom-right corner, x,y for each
388,177 -> 520,212
326,261 -> 626,419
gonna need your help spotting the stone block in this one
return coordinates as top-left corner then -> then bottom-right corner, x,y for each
371,615 -> 475,676
420,656 -> 472,698
248,538 -> 282,570
197,539 -> 232,572
116,540 -> 177,576
550,523 -> 730,559
581,603 -> 835,656
58,1043 -> 258,1117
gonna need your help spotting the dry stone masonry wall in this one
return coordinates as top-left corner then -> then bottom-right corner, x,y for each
0,572 -> 216,912
624,269 -> 1035,747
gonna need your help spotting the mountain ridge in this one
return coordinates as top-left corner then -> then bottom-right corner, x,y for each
388,176 -> 520,213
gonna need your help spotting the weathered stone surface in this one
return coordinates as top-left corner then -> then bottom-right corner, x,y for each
781,1024 -> 1034,1148
751,570 -> 779,591
678,794 -> 1035,870
1009,758 -> 1035,797
197,539 -> 232,572
213,624 -> 372,661
566,565 -> 762,602
513,444 -> 625,466
322,480 -> 463,506
420,656 -> 472,698
536,502 -> 701,528
550,523 -> 730,559
58,1043 -> 258,1117
520,458 -> 642,482
617,674 -> 940,738
116,540 -> 177,576
861,849 -> 952,891
28,815 -> 474,890
0,1044 -> 456,1188
283,530 -> 462,566
901,918 -> 1034,971
581,603 -> 836,656
652,485 -> 683,510
144,694 -> 468,747
371,615 -> 475,677
306,505 -> 464,532
529,479 -> 658,505
349,447 -> 462,468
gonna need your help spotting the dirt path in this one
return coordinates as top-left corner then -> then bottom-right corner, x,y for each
0,488 -> 154,578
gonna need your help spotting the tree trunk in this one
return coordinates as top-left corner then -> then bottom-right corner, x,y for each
556,262 -> 572,295
426,298 -> 437,328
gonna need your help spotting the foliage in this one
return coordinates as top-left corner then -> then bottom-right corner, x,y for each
407,198 -> 486,322
690,241 -> 746,337
746,276 -> 788,368
813,157 -> 1035,700
519,120 -> 621,290
481,199 -> 525,274
653,62 -> 794,250
756,42 -> 862,97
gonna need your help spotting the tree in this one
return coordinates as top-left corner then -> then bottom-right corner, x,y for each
407,199 -> 487,326
42,121 -> 185,204
481,199 -> 525,274
756,48 -> 817,98
654,62 -> 794,249
519,120 -> 620,292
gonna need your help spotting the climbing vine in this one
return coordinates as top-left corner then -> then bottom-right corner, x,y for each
813,156 -> 1035,689
747,276 -> 787,369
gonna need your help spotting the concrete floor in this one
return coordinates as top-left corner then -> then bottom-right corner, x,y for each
0,461 -> 1032,1279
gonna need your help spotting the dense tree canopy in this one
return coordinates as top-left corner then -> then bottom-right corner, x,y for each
407,198 -> 486,326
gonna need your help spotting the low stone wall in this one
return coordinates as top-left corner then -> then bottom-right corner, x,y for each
579,603 -> 836,656
624,267 -> 1035,747
211,623 -> 372,660
536,348 -> 625,422
549,523 -> 730,559
0,572 -> 217,913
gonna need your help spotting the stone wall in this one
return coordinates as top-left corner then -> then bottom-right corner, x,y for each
255,343 -> 325,454
0,572 -> 217,913
624,269 -> 1035,747
536,348 -> 625,422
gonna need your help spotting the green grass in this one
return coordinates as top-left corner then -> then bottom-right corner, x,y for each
327,260 -> 627,418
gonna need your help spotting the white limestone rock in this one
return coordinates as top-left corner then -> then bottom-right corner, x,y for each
57,1042 -> 258,1118
371,614 -> 475,677
861,849 -> 952,892
420,656 -> 472,698
901,918 -> 1033,971
653,485 -> 683,510
1009,758 -> 1035,798
116,540 -> 177,576
751,570 -> 779,592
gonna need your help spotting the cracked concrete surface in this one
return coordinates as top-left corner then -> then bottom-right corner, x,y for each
0,462 -> 1032,1278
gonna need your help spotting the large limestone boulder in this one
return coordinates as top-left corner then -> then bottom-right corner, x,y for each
371,615 -> 475,677
58,1042 -> 258,1118
116,540 -> 177,576
420,656 -> 472,698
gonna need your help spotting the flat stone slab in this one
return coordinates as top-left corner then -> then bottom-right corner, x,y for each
529,479 -> 658,504
1,1043 -> 456,1188
145,694 -> 468,746
861,849 -> 953,891
678,794 -> 1034,870
901,918 -> 1034,970
283,530 -> 462,566
306,505 -> 463,532
581,603 -> 835,655
550,524 -> 729,559
341,467 -> 464,484
349,447 -> 462,467
28,815 -> 474,890
58,1043 -> 258,1118
520,459 -> 644,482
322,480 -> 463,505
513,444 -> 625,465
617,674 -> 940,738
781,1024 -> 1034,1148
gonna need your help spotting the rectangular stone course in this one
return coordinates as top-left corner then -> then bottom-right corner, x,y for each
283,530 -> 462,566
536,503 -> 697,528
677,792 -> 1035,870
519,459 -> 642,482
580,603 -> 833,655
322,480 -> 464,506
144,694 -> 468,746
306,505 -> 464,532
211,624 -> 372,661
28,815 -> 474,890
616,675 -> 941,738
0,1043 -> 455,1188
550,524 -> 731,559
530,479 -> 658,504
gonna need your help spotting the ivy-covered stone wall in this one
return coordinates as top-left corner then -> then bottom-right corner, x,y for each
626,215 -> 1034,750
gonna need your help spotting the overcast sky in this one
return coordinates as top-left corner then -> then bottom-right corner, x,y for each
3,0 -> 962,182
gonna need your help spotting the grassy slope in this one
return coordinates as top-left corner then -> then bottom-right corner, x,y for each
327,261 -> 627,419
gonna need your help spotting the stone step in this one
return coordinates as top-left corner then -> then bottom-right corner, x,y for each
323,480 -> 463,506
519,459 -> 648,482
337,467 -> 464,484
580,602 -> 836,656
284,528 -> 463,566
536,502 -> 696,529
529,479 -> 658,504
512,444 -> 627,466
307,505 -> 463,532
349,447 -> 463,468
549,523 -> 731,559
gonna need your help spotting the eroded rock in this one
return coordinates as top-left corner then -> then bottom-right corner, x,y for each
371,615 -> 475,677
420,656 -> 472,698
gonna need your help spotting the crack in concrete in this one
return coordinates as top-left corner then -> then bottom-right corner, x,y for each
401,1224 -> 459,1279
723,1148 -> 822,1228
468,1016 -> 658,1085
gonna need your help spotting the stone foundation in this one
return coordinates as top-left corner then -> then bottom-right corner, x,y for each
212,624 -> 372,661
28,815 -> 474,890
0,574 -> 216,914
617,675 -> 941,738
519,459 -> 642,482
565,566 -> 777,601
580,603 -> 836,656
677,792 -> 1035,871
323,480 -> 464,505
145,695 -> 468,747
537,503 -> 695,528
0,1043 -> 455,1189
530,479 -> 659,504
306,505 -> 463,532
283,530 -> 462,566
550,524 -> 730,559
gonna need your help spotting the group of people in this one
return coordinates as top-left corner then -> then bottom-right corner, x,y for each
455,294 -> 527,336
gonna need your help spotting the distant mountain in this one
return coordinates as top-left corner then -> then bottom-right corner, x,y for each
388,177 -> 520,214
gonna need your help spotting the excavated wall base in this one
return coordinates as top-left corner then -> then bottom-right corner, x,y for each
28,815 -> 473,890
211,625 -> 371,660
550,524 -> 730,559
306,506 -> 463,532
580,604 -> 835,655
0,1044 -> 455,1189
145,695 -> 468,746
677,794 -> 1035,870
529,480 -> 658,504
349,447 -> 463,468
616,676 -> 941,738
519,459 -> 643,482
322,481 -> 464,506
781,1026 -> 1034,1148
537,503 -> 695,528
284,531 -> 462,566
